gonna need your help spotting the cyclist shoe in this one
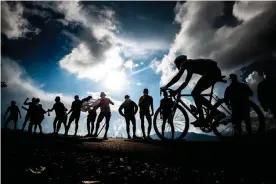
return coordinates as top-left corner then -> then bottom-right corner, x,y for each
214,111 -> 226,122
191,120 -> 207,127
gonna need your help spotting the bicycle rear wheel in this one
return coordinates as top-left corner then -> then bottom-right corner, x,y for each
153,105 -> 189,140
212,99 -> 265,140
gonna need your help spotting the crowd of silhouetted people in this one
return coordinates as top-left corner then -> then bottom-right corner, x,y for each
3,55 -> 276,139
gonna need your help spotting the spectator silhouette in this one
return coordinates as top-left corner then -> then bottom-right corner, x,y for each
93,92 -> 114,139
4,101 -> 21,130
28,98 -> 46,134
86,98 -> 98,137
48,96 -> 67,135
66,95 -> 83,136
224,74 -> 253,136
138,88 -> 154,139
257,71 -> 276,119
119,95 -> 138,139
160,91 -> 174,138
21,97 -> 36,131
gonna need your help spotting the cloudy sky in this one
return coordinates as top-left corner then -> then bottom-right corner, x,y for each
1,1 -> 276,137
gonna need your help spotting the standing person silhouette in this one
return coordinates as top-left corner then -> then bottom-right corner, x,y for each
32,98 -> 47,134
86,102 -> 98,137
119,95 -> 138,139
224,74 -> 253,136
160,91 -> 174,138
93,92 -> 114,139
258,71 -> 276,120
138,88 -> 154,139
21,97 -> 36,131
48,96 -> 67,135
66,95 -> 83,136
4,101 -> 21,130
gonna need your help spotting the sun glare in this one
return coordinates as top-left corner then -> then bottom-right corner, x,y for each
103,71 -> 127,91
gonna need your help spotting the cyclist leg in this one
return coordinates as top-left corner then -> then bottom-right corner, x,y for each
87,115 -> 91,135
74,112 -> 80,136
131,115 -> 137,138
94,113 -> 104,136
104,113 -> 111,139
125,116 -> 131,139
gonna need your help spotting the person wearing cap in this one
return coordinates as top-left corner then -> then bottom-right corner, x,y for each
4,101 -> 21,130
224,74 -> 253,136
93,92 -> 114,139
66,95 -> 83,136
48,96 -> 68,135
161,55 -> 222,127
138,88 -> 154,139
119,95 -> 138,139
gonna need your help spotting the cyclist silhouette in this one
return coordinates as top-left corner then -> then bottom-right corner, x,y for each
138,88 -> 154,139
224,74 -> 253,136
4,101 -> 21,130
160,91 -> 174,138
258,71 -> 276,119
161,55 -> 223,127
66,95 -> 83,136
119,95 -> 138,139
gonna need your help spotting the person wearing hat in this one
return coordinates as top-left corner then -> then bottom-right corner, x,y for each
224,74 -> 253,136
4,101 -> 21,130
48,96 -> 68,135
138,88 -> 154,139
119,95 -> 138,139
93,92 -> 114,139
66,95 -> 83,136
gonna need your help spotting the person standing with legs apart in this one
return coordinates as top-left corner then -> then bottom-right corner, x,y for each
93,92 -> 114,139
160,91 -> 174,138
21,97 -> 36,131
48,96 -> 67,135
139,88 -> 154,139
66,95 -> 83,136
86,100 -> 98,137
119,95 -> 138,139
4,101 -> 21,130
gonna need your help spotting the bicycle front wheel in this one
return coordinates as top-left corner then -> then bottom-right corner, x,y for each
212,99 -> 265,140
153,105 -> 189,140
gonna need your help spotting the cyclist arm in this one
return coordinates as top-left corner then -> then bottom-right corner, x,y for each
163,67 -> 185,88
24,98 -> 30,105
109,99 -> 114,105
67,102 -> 74,115
176,71 -> 193,92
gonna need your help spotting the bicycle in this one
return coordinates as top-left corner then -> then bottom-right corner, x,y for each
153,76 -> 265,140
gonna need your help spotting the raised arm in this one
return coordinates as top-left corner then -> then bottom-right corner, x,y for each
23,98 -> 30,105
176,71 -> 193,92
163,67 -> 185,88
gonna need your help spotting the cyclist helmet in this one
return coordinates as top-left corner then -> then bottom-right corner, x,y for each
174,55 -> 187,69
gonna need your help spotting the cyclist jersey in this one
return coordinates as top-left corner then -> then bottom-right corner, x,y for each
98,98 -> 113,113
139,95 -> 153,113
181,59 -> 219,75
225,82 -> 253,104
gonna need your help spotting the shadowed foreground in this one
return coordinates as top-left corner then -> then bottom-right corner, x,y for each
2,129 -> 276,184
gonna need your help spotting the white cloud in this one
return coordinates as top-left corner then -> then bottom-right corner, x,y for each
245,71 -> 263,92
1,2 -> 40,39
153,1 -> 276,88
124,60 -> 139,70
136,82 -> 142,86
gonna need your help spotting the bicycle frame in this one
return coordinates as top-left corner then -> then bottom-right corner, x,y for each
170,84 -> 220,121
